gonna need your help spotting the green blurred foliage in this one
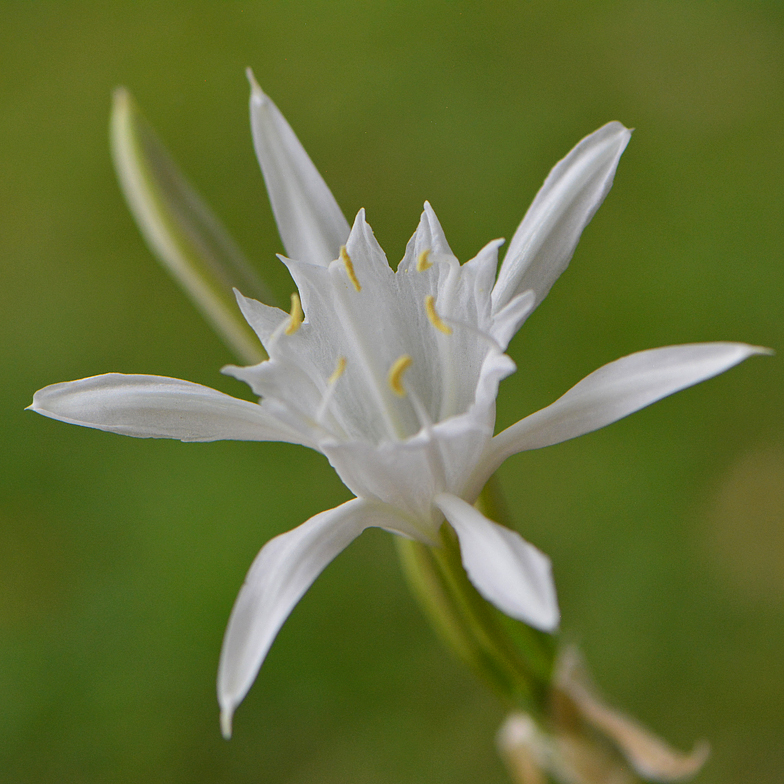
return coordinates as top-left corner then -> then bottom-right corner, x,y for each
2,1 -> 783,782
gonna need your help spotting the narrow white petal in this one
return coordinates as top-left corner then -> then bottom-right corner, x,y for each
492,122 -> 631,315
217,498 -> 389,737
29,374 -> 304,444
489,290 -> 536,351
491,343 -> 770,462
435,493 -> 559,631
248,70 -> 350,266
464,350 -> 518,434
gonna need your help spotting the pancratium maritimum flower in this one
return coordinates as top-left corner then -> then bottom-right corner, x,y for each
29,73 -> 767,738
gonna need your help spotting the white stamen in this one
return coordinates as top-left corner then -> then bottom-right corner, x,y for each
405,386 -> 448,493
316,356 -> 347,424
442,316 -> 503,353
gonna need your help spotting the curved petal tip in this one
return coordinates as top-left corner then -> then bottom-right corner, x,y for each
220,708 -> 233,740
245,67 -> 264,99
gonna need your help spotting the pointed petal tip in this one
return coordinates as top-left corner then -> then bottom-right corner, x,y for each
723,342 -> 774,361
603,120 -> 633,138
27,389 -> 51,416
220,363 -> 242,378
220,707 -> 233,740
112,85 -> 131,107
232,286 -> 256,309
245,67 -> 266,101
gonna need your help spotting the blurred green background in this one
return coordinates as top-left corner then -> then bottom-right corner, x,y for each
3,2 -> 783,782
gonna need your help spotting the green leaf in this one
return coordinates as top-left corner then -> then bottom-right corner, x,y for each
110,87 -> 272,365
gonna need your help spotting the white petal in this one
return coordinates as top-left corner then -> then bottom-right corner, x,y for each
217,498 -> 401,737
463,237 -> 503,298
435,493 -> 559,631
29,373 -> 304,444
248,70 -> 350,266
398,201 -> 455,273
464,349 -> 518,434
492,122 -> 631,315
489,290 -> 536,352
491,343 -> 770,463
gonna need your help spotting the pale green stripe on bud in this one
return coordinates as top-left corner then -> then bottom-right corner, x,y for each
111,87 -> 271,365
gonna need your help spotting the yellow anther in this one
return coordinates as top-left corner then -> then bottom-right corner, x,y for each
388,355 -> 413,397
416,249 -> 432,272
425,294 -> 452,335
285,292 -> 303,335
328,355 -> 347,385
340,246 -> 361,292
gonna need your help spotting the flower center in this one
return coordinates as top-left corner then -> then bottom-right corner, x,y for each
319,245 -> 472,443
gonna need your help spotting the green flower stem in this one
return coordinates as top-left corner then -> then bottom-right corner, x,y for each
396,477 -> 557,715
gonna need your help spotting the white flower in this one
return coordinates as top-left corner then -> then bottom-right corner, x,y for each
29,75 -> 766,737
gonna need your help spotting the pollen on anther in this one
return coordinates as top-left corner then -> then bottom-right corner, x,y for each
285,292 -> 303,335
425,295 -> 452,335
340,246 -> 361,292
328,356 -> 347,385
388,355 -> 413,397
416,249 -> 432,272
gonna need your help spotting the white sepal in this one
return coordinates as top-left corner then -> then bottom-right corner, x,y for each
248,70 -> 350,266
28,374 -> 304,444
217,498 -> 407,737
492,122 -> 631,316
435,493 -> 559,631
490,343 -> 770,465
